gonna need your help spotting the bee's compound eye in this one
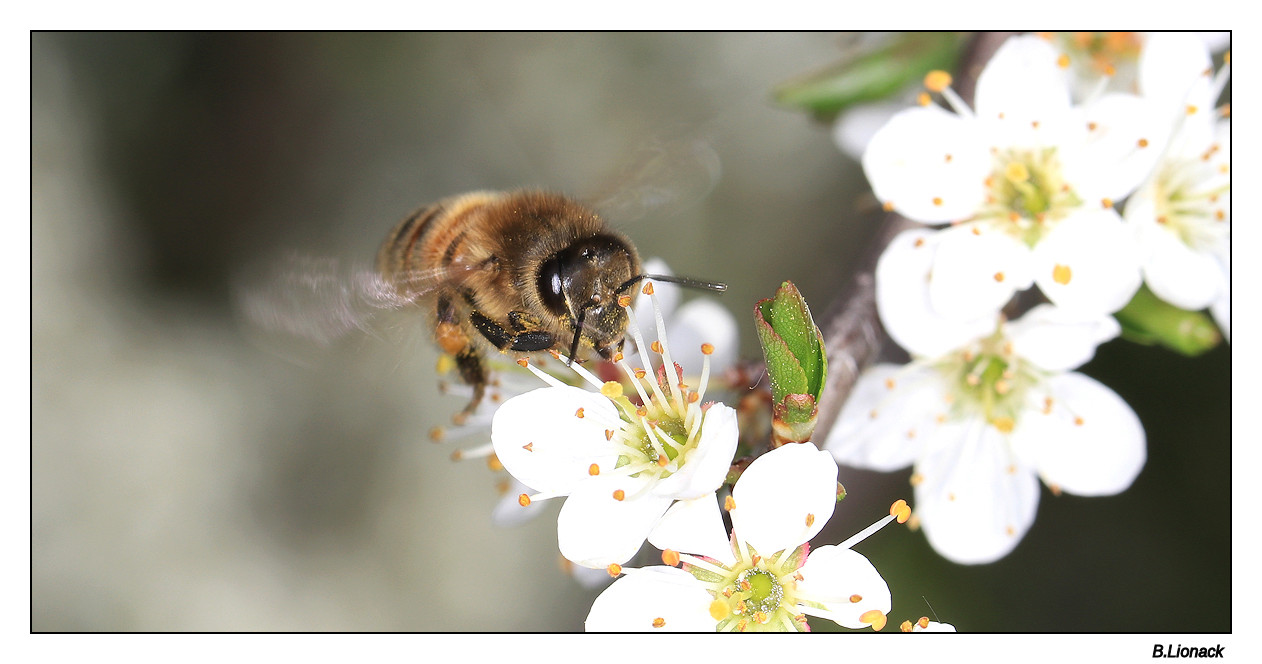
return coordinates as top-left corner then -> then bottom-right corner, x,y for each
537,255 -> 569,317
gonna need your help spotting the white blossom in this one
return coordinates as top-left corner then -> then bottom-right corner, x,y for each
585,443 -> 898,632
491,281 -> 739,569
825,303 -> 1145,564
862,35 -> 1168,321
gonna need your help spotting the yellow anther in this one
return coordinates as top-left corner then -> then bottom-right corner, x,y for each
994,272 -> 1005,283
923,70 -> 952,92
860,609 -> 888,632
995,379 -> 1010,395
1056,53 -> 1071,68
932,196 -> 943,206
849,594 -> 863,604
516,358 -> 529,368
1031,120 -> 1040,129
600,381 -> 623,399
1074,416 -> 1085,426
1087,121 -> 1098,131
1137,138 -> 1149,148
662,549 -> 681,566
701,343 -> 714,355
1050,483 -> 1063,497
617,295 -> 632,308
574,407 -> 585,419
992,416 -> 1016,433
709,599 -> 730,620
917,91 -> 931,107
449,450 -> 463,462
906,429 -> 916,440
428,427 -> 444,442
750,555 -> 761,566
522,442 -> 534,452
884,377 -> 896,390
918,616 -> 931,629
607,563 -> 622,577
612,489 -> 626,501
688,392 -> 700,403
1005,161 -> 1030,183
651,617 -> 665,628
613,351 -> 624,362
588,463 -> 600,476
910,473 -> 924,487
805,513 -> 815,528
635,406 -> 648,419
1216,209 -> 1225,221
724,495 -> 736,512
868,409 -> 879,419
634,368 -> 647,379
890,499 -> 911,524
642,282 -> 655,295
971,226 -> 981,235
1052,264 -> 1073,285
1101,198 -> 1113,209
900,620 -> 914,632
913,237 -> 925,247
657,454 -> 668,467
487,455 -> 503,472
650,340 -> 663,354
1187,104 -> 1199,116
944,153 -> 953,162
604,429 -> 614,441
518,493 -> 531,507
754,611 -> 769,624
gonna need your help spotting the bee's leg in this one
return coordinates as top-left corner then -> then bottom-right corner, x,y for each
470,310 -> 556,353
434,295 -> 486,424
451,345 -> 487,426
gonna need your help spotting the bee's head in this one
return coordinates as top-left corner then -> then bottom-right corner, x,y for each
537,234 -> 639,362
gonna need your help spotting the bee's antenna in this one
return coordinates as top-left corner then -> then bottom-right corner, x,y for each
615,273 -> 727,295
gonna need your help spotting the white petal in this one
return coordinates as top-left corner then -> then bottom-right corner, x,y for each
796,545 -> 891,629
730,443 -> 838,556
662,298 -> 740,374
490,386 -> 623,495
875,229 -> 998,357
585,566 -> 716,632
913,621 -> 957,632
825,364 -> 946,472
1032,209 -> 1142,317
557,474 -> 673,568
1139,220 -> 1226,311
647,493 -> 737,566
1005,304 -> 1120,372
1140,32 -> 1215,114
1066,93 -> 1168,201
915,419 -> 1040,565
862,105 -> 990,222
833,100 -> 906,161
1012,372 -> 1146,497
929,223 -> 1032,320
974,36 -> 1071,130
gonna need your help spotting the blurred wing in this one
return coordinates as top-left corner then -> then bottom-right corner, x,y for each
233,251 -> 473,352
585,135 -> 722,223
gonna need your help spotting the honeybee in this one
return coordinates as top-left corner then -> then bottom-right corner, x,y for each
381,190 -> 682,418
237,143 -> 726,422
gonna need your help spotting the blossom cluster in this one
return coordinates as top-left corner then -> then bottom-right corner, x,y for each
826,33 -> 1229,564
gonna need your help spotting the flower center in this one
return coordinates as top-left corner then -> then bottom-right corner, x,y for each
684,543 -> 808,632
936,327 -> 1040,432
981,148 -> 1082,246
1147,155 -> 1230,251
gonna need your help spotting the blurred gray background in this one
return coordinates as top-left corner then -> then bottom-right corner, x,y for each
32,32 -> 1229,632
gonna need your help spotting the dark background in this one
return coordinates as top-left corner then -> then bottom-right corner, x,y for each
32,32 -> 1229,632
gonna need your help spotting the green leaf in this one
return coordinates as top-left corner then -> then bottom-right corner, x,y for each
1114,285 -> 1222,356
772,32 -> 967,122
